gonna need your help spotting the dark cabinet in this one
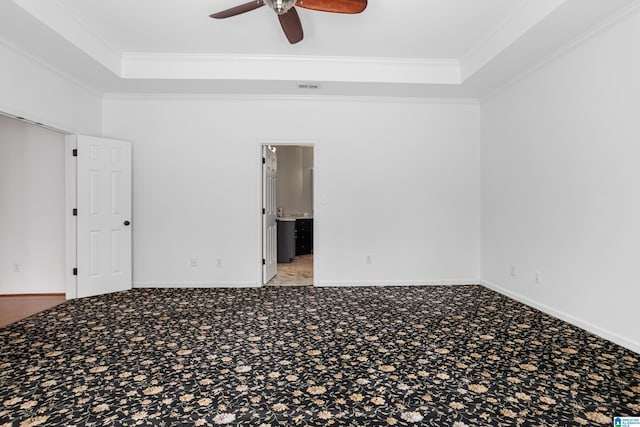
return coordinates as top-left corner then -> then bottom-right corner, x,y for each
277,220 -> 296,263
295,218 -> 313,255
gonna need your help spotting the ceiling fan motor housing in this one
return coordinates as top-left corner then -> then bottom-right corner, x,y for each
211,0 -> 367,45
263,0 -> 297,15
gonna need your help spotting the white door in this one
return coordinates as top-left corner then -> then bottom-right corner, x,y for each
76,136 -> 132,298
263,145 -> 277,284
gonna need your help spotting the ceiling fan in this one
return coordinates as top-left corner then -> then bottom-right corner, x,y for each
210,0 -> 368,44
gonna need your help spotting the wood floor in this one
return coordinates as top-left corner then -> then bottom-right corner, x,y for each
0,294 -> 66,328
0,260 -> 312,325
0,261 -> 313,327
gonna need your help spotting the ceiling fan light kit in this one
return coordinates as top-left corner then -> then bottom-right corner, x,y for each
210,0 -> 367,44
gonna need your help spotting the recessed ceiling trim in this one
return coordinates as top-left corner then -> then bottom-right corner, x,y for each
120,53 -> 461,85
7,0 -> 637,97
12,0 -> 122,75
0,35 -> 102,97
460,0 -> 567,81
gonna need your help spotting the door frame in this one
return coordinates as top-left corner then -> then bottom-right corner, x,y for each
262,145 -> 278,284
257,139 -> 319,287
0,111 -> 128,300
0,112 -> 72,297
65,135 -> 77,299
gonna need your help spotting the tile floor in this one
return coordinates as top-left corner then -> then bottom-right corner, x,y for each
267,254 -> 313,286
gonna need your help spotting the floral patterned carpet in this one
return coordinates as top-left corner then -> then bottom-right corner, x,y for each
1,285 -> 638,426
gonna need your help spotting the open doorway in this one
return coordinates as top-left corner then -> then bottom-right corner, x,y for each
0,114 -> 67,297
262,144 -> 314,286
1,112 -> 133,301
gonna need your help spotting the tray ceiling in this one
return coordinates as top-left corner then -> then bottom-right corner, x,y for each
2,0 -> 638,97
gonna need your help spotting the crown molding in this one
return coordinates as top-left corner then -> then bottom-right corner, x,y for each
0,35 -> 102,99
481,0 -> 640,102
460,0 -> 567,82
9,0 -> 637,99
120,53 -> 461,85
11,0 -> 122,75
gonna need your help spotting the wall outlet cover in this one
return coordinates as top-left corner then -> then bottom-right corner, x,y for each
534,271 -> 542,284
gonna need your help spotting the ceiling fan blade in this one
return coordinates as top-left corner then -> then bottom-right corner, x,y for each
278,7 -> 304,44
210,1 -> 264,19
295,0 -> 367,14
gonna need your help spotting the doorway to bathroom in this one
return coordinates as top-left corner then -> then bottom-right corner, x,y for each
261,144 -> 314,287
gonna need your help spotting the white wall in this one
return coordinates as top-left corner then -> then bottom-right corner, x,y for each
481,9 -> 640,352
0,115 -> 66,294
103,97 -> 480,287
0,42 -> 101,134
276,145 -> 313,216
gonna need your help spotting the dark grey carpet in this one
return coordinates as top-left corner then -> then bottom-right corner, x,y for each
1,285 -> 638,426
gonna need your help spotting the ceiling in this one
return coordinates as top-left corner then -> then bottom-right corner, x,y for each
1,0 -> 638,98
52,0 -> 525,58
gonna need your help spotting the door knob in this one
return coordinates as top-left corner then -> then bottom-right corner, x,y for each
124,220 -> 131,226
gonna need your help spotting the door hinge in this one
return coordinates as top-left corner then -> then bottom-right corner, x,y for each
262,157 -> 266,164
72,149 -> 77,157
262,258 -> 266,265
73,268 -> 78,276
72,208 -> 77,216
262,208 -> 266,214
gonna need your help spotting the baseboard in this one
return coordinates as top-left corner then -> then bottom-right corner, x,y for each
316,279 -> 480,288
133,281 -> 259,289
134,280 -> 480,289
481,280 -> 640,355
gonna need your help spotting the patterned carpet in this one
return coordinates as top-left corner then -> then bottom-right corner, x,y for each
0,285 -> 638,426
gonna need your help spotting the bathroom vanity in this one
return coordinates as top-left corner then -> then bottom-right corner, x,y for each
276,216 -> 313,262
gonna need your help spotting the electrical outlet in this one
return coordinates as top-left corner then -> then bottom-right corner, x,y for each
190,258 -> 198,268
534,271 -> 542,284
13,263 -> 20,272
365,255 -> 372,265
510,265 -> 516,277
216,258 -> 223,268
